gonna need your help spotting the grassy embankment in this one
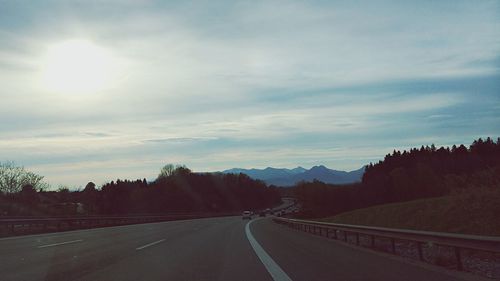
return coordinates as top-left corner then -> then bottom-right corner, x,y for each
319,187 -> 500,236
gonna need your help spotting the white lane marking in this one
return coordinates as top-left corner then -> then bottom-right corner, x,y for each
135,239 -> 165,250
37,239 -> 83,248
245,220 -> 293,281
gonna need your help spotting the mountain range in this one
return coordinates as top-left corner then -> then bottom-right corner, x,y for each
222,165 -> 365,187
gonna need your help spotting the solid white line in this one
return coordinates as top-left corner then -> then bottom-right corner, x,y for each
135,239 -> 165,250
37,239 -> 83,248
245,220 -> 293,281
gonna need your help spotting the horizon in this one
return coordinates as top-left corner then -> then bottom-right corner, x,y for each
5,140 -> 486,190
1,1 -> 499,188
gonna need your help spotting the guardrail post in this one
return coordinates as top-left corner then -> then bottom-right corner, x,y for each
417,242 -> 423,261
391,238 -> 396,253
455,247 -> 463,271
355,233 -> 359,245
344,231 -> 348,242
370,235 -> 375,248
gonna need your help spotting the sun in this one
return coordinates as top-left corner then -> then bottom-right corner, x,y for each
41,39 -> 115,95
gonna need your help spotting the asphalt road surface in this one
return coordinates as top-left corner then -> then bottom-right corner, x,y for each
0,216 -> 478,281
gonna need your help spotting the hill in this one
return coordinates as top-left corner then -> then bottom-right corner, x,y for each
293,138 -> 500,218
222,165 -> 364,186
319,187 -> 500,236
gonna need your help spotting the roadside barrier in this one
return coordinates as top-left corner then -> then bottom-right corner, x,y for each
0,213 -> 235,236
273,217 -> 500,279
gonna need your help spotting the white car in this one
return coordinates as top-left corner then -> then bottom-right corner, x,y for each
242,210 -> 252,220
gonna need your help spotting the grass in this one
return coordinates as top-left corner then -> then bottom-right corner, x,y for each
318,187 -> 500,236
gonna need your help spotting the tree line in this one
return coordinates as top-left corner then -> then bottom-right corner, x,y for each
0,164 -> 281,216
295,137 -> 500,218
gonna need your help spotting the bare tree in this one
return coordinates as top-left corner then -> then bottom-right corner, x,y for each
0,161 -> 48,193
158,164 -> 176,179
157,164 -> 191,180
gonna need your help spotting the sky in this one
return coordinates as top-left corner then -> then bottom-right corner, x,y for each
0,1 -> 499,188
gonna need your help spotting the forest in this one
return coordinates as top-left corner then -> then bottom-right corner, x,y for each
295,137 -> 500,218
0,164 -> 281,216
2,138 -> 499,218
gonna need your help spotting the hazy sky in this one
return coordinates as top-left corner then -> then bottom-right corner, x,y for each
1,1 -> 499,188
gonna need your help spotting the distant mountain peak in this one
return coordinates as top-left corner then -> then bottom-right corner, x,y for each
311,165 -> 328,170
221,165 -> 365,187
291,166 -> 307,173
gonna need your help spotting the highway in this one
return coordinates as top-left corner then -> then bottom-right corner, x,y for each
0,215 -> 481,281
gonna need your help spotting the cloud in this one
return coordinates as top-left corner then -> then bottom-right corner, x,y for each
0,1 -> 499,186
427,114 -> 453,119
143,137 -> 217,143
84,132 -> 113,137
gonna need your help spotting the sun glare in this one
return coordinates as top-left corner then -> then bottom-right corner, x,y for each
41,40 -> 115,95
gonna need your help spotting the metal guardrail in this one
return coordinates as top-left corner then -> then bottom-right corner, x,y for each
0,213 -> 235,236
0,200 -> 292,237
273,217 -> 500,275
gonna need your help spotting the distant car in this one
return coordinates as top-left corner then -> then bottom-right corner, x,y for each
242,211 -> 252,220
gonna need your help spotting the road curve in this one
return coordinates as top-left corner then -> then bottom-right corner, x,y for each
0,216 -> 478,281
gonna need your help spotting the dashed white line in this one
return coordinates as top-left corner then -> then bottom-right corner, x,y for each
135,239 -> 165,250
37,239 -> 83,248
245,220 -> 293,281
